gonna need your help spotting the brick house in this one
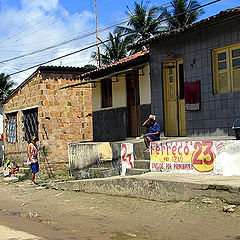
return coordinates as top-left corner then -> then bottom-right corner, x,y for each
3,66 -> 93,170
134,7 -> 240,137
70,50 -> 151,141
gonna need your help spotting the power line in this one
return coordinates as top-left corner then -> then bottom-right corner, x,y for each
0,5 -> 92,49
0,0 -> 86,47
0,0 -> 175,50
0,18 -> 131,64
8,0 -> 221,76
0,1 -> 176,62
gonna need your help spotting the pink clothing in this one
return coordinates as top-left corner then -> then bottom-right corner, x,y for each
27,143 -> 38,164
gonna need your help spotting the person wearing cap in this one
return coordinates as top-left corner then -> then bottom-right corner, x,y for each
27,136 -> 39,185
143,115 -> 160,149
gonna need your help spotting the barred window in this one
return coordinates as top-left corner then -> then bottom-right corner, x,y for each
6,113 -> 17,143
23,108 -> 39,142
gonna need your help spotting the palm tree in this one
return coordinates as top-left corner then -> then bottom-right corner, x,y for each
117,1 -> 167,44
0,73 -> 14,101
91,31 -> 130,66
165,0 -> 205,29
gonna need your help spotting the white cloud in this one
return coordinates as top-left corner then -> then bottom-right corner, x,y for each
21,0 -> 59,12
0,0 -> 99,85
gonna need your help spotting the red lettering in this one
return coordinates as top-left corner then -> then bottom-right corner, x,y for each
166,163 -> 172,169
192,142 -> 202,165
121,144 -> 127,162
161,146 -> 165,155
172,146 -> 177,155
150,142 -> 156,155
178,146 -> 182,155
184,145 -> 190,155
202,141 -> 214,165
156,146 -> 160,155
167,145 -> 171,155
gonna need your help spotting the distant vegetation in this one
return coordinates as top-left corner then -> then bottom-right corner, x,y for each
91,0 -> 204,66
0,73 -> 15,102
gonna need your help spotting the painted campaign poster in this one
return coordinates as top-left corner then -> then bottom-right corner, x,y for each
121,143 -> 134,176
150,141 -> 226,173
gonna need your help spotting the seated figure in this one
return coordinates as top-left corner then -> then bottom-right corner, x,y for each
143,115 -> 160,150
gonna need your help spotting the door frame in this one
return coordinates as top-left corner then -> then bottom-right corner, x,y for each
163,58 -> 186,137
126,70 -> 141,137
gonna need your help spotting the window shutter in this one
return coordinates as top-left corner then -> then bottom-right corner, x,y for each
230,46 -> 240,91
213,49 -> 230,94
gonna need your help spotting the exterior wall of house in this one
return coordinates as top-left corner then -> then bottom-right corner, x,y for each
150,17 -> 240,136
93,64 -> 151,141
3,71 -> 92,170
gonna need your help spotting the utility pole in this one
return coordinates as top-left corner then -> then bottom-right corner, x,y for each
95,0 -> 101,68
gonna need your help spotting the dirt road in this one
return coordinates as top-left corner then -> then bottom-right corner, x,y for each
0,180 -> 239,240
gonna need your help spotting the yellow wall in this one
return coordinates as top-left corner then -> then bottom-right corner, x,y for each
139,64 -> 151,105
92,64 -> 151,111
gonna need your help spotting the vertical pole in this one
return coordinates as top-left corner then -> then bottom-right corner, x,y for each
95,0 -> 101,68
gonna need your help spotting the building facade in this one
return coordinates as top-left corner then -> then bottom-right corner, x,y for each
80,50 -> 151,141
3,66 -> 93,170
145,7 -> 240,137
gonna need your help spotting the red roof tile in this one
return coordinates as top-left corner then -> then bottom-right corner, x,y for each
80,49 -> 149,79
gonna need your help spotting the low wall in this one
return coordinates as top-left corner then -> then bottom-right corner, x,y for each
150,140 -> 240,176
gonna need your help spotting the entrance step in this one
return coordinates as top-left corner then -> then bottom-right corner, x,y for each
18,167 -> 31,174
134,160 -> 150,169
89,167 -> 119,179
14,173 -> 26,180
98,159 -> 112,168
126,168 -> 150,176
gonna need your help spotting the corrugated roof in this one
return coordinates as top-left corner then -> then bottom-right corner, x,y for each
80,49 -> 149,79
130,6 -> 240,47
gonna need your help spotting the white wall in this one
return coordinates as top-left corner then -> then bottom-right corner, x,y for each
92,64 -> 151,112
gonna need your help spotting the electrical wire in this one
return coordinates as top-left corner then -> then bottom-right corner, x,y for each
0,0 -> 175,49
0,1 -> 177,62
7,0 -> 222,76
0,0 -> 87,47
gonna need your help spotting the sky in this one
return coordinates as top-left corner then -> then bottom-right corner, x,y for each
0,0 -> 238,85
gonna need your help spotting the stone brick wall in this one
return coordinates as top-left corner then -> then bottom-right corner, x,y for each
150,17 -> 240,136
3,70 -> 93,171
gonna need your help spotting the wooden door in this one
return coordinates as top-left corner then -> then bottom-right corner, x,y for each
163,59 -> 186,136
177,60 -> 186,136
126,71 -> 141,137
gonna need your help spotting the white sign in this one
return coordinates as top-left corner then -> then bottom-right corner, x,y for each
150,140 -> 227,174
121,143 -> 134,176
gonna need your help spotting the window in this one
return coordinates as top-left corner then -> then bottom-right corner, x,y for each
213,43 -> 240,94
6,113 -> 17,143
23,108 -> 39,142
101,78 -> 112,108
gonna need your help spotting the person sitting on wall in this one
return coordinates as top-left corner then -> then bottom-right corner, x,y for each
143,115 -> 160,150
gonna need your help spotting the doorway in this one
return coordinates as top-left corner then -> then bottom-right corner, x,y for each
163,59 -> 186,136
126,71 -> 141,137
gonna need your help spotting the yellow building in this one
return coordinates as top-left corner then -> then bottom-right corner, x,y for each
79,50 -> 151,141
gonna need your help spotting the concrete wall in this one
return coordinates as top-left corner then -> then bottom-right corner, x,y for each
150,17 -> 240,136
3,71 -> 93,170
93,64 -> 151,141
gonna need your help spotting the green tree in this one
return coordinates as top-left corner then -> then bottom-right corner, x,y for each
92,31 -> 130,66
165,0 -> 205,29
0,73 -> 14,101
117,1 -> 166,44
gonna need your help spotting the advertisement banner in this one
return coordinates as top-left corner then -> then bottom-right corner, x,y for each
150,141 -> 226,173
121,143 -> 134,176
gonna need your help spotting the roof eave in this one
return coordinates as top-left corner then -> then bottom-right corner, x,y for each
81,53 -> 149,80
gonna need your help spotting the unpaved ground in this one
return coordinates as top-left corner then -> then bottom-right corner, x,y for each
0,180 -> 239,240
